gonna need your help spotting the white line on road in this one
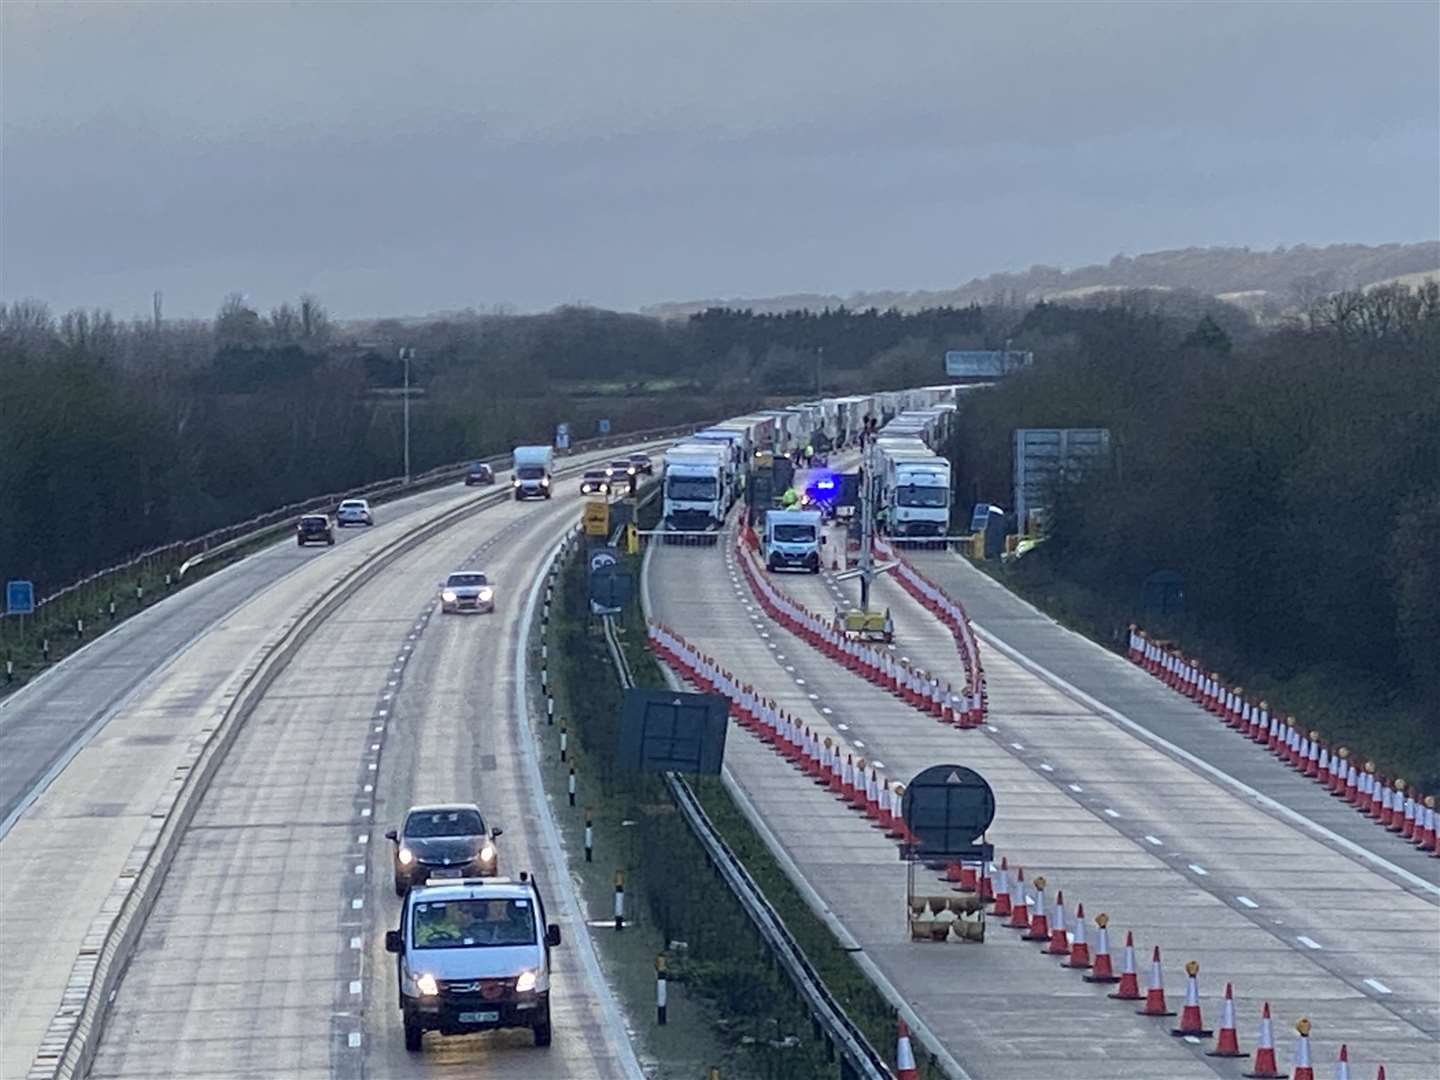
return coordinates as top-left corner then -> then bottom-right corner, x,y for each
1296,935 -> 1322,950
1144,835 -> 1162,846
1188,864 -> 1208,876
347,1032 -> 361,1048
350,936 -> 362,949
822,707 -> 833,715
352,898 -> 364,909
1068,783 -> 1084,793
357,835 -> 368,844
1103,808 -> 1120,818
837,722 -> 848,730
1010,742 -> 1025,751
350,980 -> 362,994
1039,763 -> 1054,772
353,864 -> 365,875
853,740 -> 865,749
1236,896 -> 1259,908
1365,978 -> 1392,994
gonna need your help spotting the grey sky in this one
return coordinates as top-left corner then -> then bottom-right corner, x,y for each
2,1 -> 1436,319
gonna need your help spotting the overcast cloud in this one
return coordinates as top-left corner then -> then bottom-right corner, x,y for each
2,1 -> 1436,319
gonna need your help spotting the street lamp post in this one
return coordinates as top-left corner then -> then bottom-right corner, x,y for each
399,347 -> 415,482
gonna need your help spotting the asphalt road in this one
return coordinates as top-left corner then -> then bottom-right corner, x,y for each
88,481 -> 639,1079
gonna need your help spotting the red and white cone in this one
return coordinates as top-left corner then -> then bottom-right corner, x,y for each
1064,902 -> 1091,969
1243,1002 -> 1284,1078
1108,931 -> 1141,1000
990,858 -> 1012,917
1375,1067 -> 1387,1080
1333,1044 -> 1351,1080
1206,983 -> 1244,1057
1044,890 -> 1069,955
1083,913 -> 1117,982
895,1018 -> 918,1080
1137,946 -> 1176,1016
1022,878 -> 1050,941
1006,868 -> 1029,928
1289,1018 -> 1315,1080
1171,960 -> 1212,1036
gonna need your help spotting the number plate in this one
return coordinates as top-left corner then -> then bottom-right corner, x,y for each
459,1010 -> 500,1024
432,868 -> 463,878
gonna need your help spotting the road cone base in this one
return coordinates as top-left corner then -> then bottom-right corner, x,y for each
1138,1007 -> 1177,1017
1109,989 -> 1142,1000
1084,973 -> 1120,983
1207,1050 -> 1246,1058
1242,1071 -> 1285,1079
1171,1027 -> 1213,1037
1064,957 -> 1093,969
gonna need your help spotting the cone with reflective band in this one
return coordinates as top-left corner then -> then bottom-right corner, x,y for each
977,859 -> 995,903
1171,960 -> 1212,1036
1084,914 -> 1118,982
1044,890 -> 1069,955
1006,868 -> 1029,928
990,859 -> 1012,917
1064,902 -> 1091,969
1420,797 -> 1437,851
895,1018 -> 918,1080
1108,931 -> 1141,999
1022,877 -> 1051,941
1333,1044 -> 1350,1080
1389,782 -> 1407,833
1289,1017 -> 1315,1080
1137,945 -> 1176,1016
1243,1002 -> 1284,1078
1207,983 -> 1244,1057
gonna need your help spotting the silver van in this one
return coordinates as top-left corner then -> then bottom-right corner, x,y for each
385,874 -> 561,1051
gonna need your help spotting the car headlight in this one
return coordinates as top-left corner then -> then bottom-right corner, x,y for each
398,847 -> 414,865
479,843 -> 496,863
540,476 -> 550,487
416,973 -> 439,997
441,590 -> 457,603
627,466 -> 636,475
514,969 -> 537,993
477,588 -> 493,602
512,478 -> 521,487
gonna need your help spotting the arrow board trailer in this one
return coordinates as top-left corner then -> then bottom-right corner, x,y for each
663,443 -> 730,531
761,508 -> 823,574
880,449 -> 952,537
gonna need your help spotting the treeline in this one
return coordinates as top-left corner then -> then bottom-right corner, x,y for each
0,295 -> 1007,594
952,283 -> 1440,779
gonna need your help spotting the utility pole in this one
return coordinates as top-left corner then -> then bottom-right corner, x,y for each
399,347 -> 414,482
816,345 -> 824,397
152,291 -> 163,332
858,440 -> 876,611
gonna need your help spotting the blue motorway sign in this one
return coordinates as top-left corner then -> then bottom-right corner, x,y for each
6,580 -> 35,616
598,418 -> 611,434
555,423 -> 571,450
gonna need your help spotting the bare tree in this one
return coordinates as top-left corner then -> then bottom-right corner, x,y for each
216,293 -> 263,348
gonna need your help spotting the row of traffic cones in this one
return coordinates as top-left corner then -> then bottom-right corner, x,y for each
1128,625 -> 1438,856
736,537 -> 988,727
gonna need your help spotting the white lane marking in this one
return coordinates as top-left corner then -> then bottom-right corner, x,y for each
1039,763 -> 1054,773
354,864 -> 365,875
795,678 -> 806,686
1010,742 -> 1025,751
1188,864 -> 1208,876
364,784 -> 373,792
853,740 -> 865,749
373,725 -> 383,733
1103,808 -> 1120,818
350,980 -> 362,995
1236,895 -> 1259,909
968,620 -> 1440,898
837,722 -> 848,730
822,707 -> 833,715
370,743 -> 380,751
360,808 -> 371,817
1068,783 -> 1084,793
873,761 -> 886,770
1144,835 -> 1163,846
367,762 -> 377,771
785,665 -> 796,672
1365,978 -> 1392,994
1296,935 -> 1322,950
357,834 -> 368,844
377,709 -> 388,717
350,937 -> 362,949
348,1032 -> 361,1048
352,898 -> 364,909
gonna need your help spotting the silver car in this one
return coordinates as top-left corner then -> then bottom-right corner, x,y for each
440,571 -> 494,614
336,498 -> 374,526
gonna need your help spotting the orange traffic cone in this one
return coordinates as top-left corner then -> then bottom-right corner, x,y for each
1064,902 -> 1091,969
1206,983 -> 1244,1057
1375,1067 -> 1387,1079
1083,913 -> 1117,982
1043,890 -> 1069,955
895,1018 -> 918,1080
1171,961 -> 1212,1036
1333,1044 -> 1351,1080
1022,877 -> 1050,941
1006,868 -> 1029,929
1243,1002 -> 1284,1078
1108,931 -> 1141,1000
1137,946 -> 1176,1017
1289,1018 -> 1315,1080
990,858 -> 1011,917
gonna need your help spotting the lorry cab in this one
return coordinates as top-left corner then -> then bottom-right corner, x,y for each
762,508 -> 823,573
385,875 -> 562,1052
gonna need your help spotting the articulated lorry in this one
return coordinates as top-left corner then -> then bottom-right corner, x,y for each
878,447 -> 951,537
512,445 -> 554,500
662,443 -> 730,530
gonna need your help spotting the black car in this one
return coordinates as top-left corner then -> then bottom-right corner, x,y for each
579,470 -> 610,495
464,462 -> 495,486
628,452 -> 654,476
387,804 -> 502,895
296,513 -> 335,546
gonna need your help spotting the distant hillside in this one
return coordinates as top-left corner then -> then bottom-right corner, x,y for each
642,242 -> 1440,318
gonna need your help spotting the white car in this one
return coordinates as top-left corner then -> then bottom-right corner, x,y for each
337,498 -> 375,527
440,571 -> 495,614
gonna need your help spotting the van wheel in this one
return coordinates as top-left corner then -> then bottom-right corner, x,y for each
404,1017 -> 423,1052
532,1006 -> 552,1047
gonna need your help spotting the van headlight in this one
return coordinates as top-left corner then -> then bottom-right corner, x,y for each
415,973 -> 439,997
479,843 -> 496,863
398,847 -> 415,865
515,969 -> 537,993
441,590 -> 457,603
477,588 -> 493,602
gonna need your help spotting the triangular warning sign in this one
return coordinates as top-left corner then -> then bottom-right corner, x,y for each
946,770 -> 963,784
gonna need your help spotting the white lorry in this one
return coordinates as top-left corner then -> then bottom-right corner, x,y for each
662,443 -> 730,530
512,445 -> 554,500
879,448 -> 952,537
762,508 -> 823,573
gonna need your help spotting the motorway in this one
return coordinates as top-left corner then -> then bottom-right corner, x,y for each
0,450 -> 646,1080
644,523 -> 1440,1079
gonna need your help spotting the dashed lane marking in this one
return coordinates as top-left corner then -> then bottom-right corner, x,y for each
1188,864 -> 1208,876
1103,808 -> 1120,818
1296,935 -> 1323,950
1365,978 -> 1392,994
1236,896 -> 1259,908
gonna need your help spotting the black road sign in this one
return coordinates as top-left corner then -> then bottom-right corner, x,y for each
618,689 -> 729,775
901,764 -> 996,862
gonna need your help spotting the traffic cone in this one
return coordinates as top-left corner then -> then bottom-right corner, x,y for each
1137,946 -> 1176,1016
1108,931 -> 1141,1000
1244,1002 -> 1284,1078
990,859 -> 1012,918
1171,961 -> 1212,1036
1044,890 -> 1069,955
1006,868 -> 1029,928
1022,877 -> 1050,941
977,859 -> 995,903
895,1018 -> 918,1080
1206,983 -> 1244,1057
1064,902 -> 1091,969
1375,1067 -> 1386,1080
1084,914 -> 1118,983
1333,1044 -> 1350,1080
1290,1017 -> 1315,1080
